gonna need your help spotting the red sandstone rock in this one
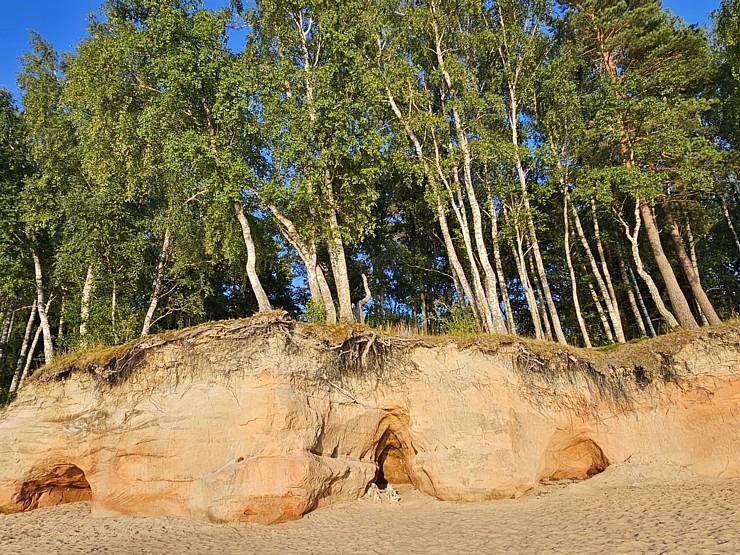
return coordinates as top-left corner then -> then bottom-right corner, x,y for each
0,317 -> 738,523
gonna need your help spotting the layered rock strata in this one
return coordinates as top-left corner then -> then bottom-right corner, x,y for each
0,314 -> 738,524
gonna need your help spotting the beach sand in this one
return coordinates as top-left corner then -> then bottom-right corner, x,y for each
1,464 -> 738,554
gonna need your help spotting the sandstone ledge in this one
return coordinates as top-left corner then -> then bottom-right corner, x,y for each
1,314 -> 738,524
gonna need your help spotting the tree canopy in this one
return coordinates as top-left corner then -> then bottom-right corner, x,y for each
1,0 -> 738,399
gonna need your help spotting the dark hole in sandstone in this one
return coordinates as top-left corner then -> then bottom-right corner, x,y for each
541,438 -> 609,482
16,464 -> 92,511
374,428 -> 411,486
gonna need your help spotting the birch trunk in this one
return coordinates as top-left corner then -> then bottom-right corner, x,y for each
233,204 -> 272,314
437,202 -> 483,328
489,191 -> 515,333
619,256 -> 647,338
142,228 -> 172,336
57,294 -> 65,343
511,217 -> 544,340
79,265 -> 94,342
666,215 -> 721,326
684,220 -> 708,325
386,89 -> 482,329
264,201 -> 336,324
570,199 -> 622,342
619,201 -> 680,331
591,201 -> 626,342
111,280 -> 118,343
628,262 -> 656,337
354,274 -> 372,324
324,172 -> 354,323
9,300 -> 37,395
564,195 -> 592,347
32,250 -> 54,364
588,282 -> 614,343
510,96 -> 566,344
20,324 -> 42,386
0,307 -> 13,362
433,22 -> 505,334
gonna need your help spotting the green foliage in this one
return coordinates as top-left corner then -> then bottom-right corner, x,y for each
439,304 -> 481,336
0,0 -> 738,393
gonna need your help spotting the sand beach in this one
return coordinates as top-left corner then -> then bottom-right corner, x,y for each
1,463 -> 738,555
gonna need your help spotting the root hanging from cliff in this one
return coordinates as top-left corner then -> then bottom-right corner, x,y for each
294,325 -> 419,389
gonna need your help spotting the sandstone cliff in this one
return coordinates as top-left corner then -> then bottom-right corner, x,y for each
0,314 -> 738,524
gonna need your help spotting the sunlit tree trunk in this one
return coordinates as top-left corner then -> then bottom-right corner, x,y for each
619,201 -> 680,331
619,256 -> 647,338
638,200 -> 698,329
142,228 -> 172,336
564,194 -> 592,347
79,264 -> 94,343
9,300 -> 37,395
666,214 -> 721,325
233,204 -> 272,314
32,250 -> 54,364
591,200 -> 626,342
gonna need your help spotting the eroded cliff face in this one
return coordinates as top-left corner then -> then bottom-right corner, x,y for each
0,314 -> 738,524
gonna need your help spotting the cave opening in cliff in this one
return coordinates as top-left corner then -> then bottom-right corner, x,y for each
16,464 -> 92,511
374,428 -> 412,487
540,437 -> 609,482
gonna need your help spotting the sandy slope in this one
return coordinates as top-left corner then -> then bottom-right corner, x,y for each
1,464 -> 738,555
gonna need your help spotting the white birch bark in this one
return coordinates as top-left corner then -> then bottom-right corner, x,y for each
9,300 -> 37,395
386,89 -> 483,329
323,171 -> 355,323
618,200 -> 680,331
79,265 -> 94,342
588,282 -> 614,344
19,324 -> 42,386
32,250 -> 54,364
627,260 -> 657,337
591,200 -> 626,342
619,256 -> 647,338
432,22 -> 506,334
570,200 -> 623,342
511,216 -> 544,340
564,195 -> 592,347
142,228 -> 172,336
233,204 -> 272,314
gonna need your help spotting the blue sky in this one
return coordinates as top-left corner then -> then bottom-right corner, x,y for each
0,0 -> 721,100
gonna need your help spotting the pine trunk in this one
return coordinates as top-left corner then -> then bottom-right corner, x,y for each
621,201 -> 680,331
666,215 -> 721,325
638,200 -> 698,329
